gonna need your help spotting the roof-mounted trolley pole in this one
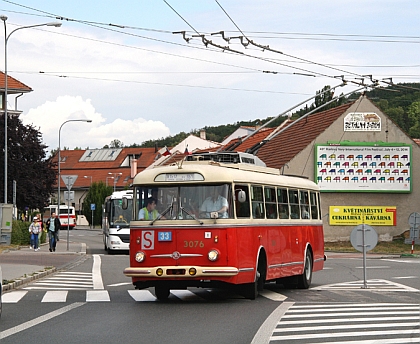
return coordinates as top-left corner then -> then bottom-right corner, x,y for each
224,82 -> 347,153
246,85 -> 369,155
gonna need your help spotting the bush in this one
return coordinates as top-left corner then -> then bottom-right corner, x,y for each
11,220 -> 46,246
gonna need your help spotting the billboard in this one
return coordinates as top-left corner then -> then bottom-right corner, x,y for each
315,142 -> 411,192
329,206 -> 397,226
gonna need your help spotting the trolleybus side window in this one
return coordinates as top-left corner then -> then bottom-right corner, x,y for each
289,189 -> 300,219
265,187 -> 278,219
299,190 -> 310,219
277,188 -> 289,219
251,185 -> 264,219
234,185 -> 250,218
310,191 -> 319,219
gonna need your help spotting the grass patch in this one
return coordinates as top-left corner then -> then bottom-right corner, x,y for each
325,238 -> 418,254
0,244 -> 20,253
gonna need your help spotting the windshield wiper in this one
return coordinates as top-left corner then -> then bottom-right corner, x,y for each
180,206 -> 203,225
149,198 -> 173,225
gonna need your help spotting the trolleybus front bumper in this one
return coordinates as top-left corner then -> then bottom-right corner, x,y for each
124,266 -> 239,278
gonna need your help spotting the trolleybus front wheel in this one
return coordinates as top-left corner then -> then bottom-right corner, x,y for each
155,286 -> 170,301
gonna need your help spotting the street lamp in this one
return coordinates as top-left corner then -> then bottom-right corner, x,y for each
84,175 -> 93,186
106,176 -> 114,187
108,172 -> 122,193
58,119 -> 91,250
1,15 -> 61,204
84,175 -> 93,229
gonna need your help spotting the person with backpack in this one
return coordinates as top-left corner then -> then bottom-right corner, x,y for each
46,212 -> 61,252
29,217 -> 42,251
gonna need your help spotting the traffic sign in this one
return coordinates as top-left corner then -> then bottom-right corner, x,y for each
64,191 -> 75,201
408,212 -> 420,228
91,204 -> 96,211
350,224 -> 378,253
61,175 -> 78,190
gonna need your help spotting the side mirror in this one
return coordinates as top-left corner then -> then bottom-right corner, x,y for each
237,190 -> 246,203
105,200 -> 111,213
122,197 -> 128,210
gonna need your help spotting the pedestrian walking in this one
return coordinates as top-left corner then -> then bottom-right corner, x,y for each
45,212 -> 61,252
29,217 -> 42,251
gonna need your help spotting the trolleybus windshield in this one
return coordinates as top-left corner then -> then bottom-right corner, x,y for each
135,184 -> 233,220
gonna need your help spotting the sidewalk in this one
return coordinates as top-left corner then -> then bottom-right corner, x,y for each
1,238 -> 86,292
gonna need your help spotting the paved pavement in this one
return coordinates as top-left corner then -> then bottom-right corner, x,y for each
1,235 -> 86,292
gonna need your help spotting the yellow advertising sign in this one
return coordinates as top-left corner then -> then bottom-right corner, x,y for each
329,206 -> 396,226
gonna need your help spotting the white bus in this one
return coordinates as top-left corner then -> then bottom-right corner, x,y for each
46,205 -> 77,230
102,190 -> 133,253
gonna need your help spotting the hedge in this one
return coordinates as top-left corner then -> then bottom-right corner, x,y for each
11,220 -> 47,246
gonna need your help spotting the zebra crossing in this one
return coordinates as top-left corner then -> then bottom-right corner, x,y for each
23,271 -> 94,290
311,279 -> 419,292
2,288 -> 248,303
269,303 -> 420,343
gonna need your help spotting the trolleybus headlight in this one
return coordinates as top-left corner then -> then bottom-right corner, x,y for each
156,268 -> 164,276
208,249 -> 219,262
189,268 -> 197,276
135,251 -> 145,263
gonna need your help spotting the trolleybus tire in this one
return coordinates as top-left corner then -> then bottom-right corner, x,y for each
240,278 -> 258,300
155,286 -> 170,301
297,250 -> 313,289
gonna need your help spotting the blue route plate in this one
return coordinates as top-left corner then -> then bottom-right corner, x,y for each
158,231 -> 172,241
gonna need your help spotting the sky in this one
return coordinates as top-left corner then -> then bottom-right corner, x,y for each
0,0 -> 418,154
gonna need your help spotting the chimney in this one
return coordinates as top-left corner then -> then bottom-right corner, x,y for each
200,129 -> 206,140
130,158 -> 137,178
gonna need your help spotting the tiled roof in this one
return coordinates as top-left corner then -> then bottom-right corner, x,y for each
55,147 -> 161,188
0,72 -> 32,93
224,127 -> 276,152
257,102 -> 354,169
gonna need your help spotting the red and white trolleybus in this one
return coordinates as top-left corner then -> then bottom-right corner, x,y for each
123,152 -> 325,300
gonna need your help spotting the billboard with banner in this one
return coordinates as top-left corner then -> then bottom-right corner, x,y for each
315,142 -> 411,192
329,206 -> 397,226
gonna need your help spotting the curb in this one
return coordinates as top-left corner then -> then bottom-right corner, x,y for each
1,243 -> 87,292
400,253 -> 420,258
2,267 -> 57,292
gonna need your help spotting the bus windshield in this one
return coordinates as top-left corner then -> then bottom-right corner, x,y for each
135,184 -> 232,220
109,198 -> 132,228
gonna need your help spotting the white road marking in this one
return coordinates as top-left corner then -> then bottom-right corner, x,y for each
312,279 -> 419,292
259,290 -> 288,301
270,303 -> 420,343
2,290 -> 28,303
107,282 -> 132,287
251,302 -> 294,344
0,302 -> 85,339
393,276 -> 419,279
42,290 -> 68,303
128,290 -> 157,302
170,290 -> 204,300
92,254 -> 104,289
86,290 -> 110,302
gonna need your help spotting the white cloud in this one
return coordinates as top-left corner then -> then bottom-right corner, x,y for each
20,95 -> 171,152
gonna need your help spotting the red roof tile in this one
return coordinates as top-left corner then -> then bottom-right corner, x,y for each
55,147 -> 161,188
0,72 -> 32,93
257,102 -> 354,169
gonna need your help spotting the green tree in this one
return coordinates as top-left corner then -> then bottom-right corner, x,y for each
408,101 -> 420,138
82,181 -> 113,227
0,115 -> 56,210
